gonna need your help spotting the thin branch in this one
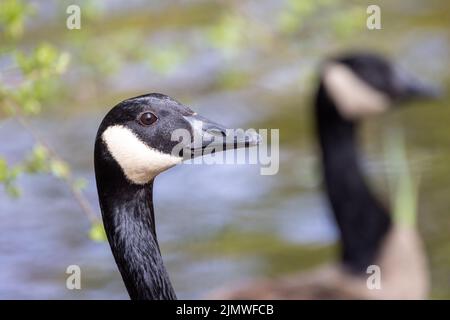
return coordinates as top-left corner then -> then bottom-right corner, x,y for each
6,101 -> 100,223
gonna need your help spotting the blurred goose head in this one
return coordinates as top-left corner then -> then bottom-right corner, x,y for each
320,53 -> 439,121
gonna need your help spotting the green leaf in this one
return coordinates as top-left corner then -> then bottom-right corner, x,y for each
24,144 -> 49,173
49,159 -> 70,179
0,157 -> 22,198
0,0 -> 34,39
22,99 -> 41,115
15,43 -> 71,78
89,222 -> 107,242
55,52 -> 71,74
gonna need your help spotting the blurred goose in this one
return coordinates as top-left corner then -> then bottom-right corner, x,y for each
94,93 -> 259,300
211,53 -> 437,299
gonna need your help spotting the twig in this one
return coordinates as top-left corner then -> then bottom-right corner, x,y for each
7,101 -> 100,223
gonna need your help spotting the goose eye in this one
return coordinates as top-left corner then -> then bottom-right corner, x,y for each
138,112 -> 157,126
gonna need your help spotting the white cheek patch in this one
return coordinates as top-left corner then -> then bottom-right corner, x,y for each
102,125 -> 182,185
323,63 -> 390,120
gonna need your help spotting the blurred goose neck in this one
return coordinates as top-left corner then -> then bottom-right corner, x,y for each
315,83 -> 391,273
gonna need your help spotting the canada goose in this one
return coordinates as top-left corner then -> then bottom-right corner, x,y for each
94,93 -> 259,300
211,53 -> 437,299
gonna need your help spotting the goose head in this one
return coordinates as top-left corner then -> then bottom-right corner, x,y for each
321,53 -> 439,121
95,93 -> 260,186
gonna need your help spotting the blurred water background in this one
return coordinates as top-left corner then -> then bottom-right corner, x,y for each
0,0 -> 449,299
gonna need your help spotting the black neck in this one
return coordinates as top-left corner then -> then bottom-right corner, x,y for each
94,155 -> 176,300
315,83 -> 391,273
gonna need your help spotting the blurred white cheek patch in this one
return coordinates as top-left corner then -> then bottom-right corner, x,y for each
323,63 -> 390,119
102,125 -> 182,185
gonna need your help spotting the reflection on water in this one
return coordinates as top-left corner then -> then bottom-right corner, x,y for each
1,0 -> 450,299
